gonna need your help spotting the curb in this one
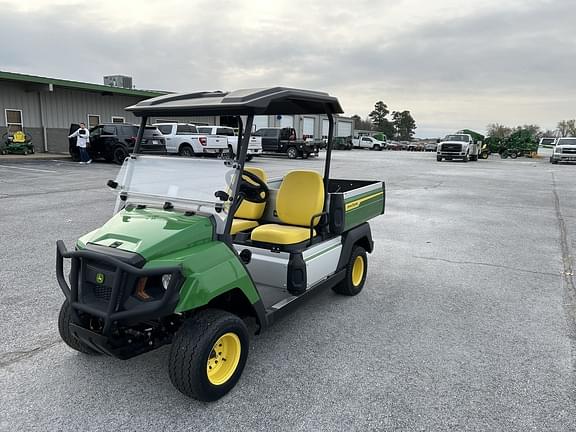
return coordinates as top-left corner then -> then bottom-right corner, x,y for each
0,153 -> 71,162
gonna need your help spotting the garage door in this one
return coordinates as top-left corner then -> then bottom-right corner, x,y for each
303,117 -> 315,138
253,116 -> 268,132
279,115 -> 293,128
337,121 -> 352,137
322,119 -> 330,139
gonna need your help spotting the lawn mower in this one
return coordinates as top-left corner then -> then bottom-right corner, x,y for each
1,130 -> 35,155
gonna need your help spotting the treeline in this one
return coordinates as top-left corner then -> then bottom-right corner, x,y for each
351,101 -> 417,141
487,119 -> 576,139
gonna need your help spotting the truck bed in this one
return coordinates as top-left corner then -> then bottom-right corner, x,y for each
261,178 -> 385,233
327,179 -> 385,232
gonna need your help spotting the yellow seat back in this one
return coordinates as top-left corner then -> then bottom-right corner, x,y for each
277,170 -> 324,227
12,131 -> 26,143
235,167 -> 268,220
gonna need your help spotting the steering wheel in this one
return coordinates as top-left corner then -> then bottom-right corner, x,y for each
239,170 -> 268,203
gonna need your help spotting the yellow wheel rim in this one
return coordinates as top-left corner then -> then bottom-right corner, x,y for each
206,332 -> 241,386
351,255 -> 365,287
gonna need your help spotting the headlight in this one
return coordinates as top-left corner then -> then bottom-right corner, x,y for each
161,274 -> 172,289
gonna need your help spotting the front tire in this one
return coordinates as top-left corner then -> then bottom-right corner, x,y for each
287,146 -> 298,159
509,152 -> 518,159
550,157 -> 558,164
333,246 -> 367,296
481,151 -> 489,159
373,144 -> 381,151
168,309 -> 249,401
436,156 -> 442,162
58,300 -> 100,355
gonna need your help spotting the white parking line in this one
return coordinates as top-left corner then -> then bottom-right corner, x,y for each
0,164 -> 56,173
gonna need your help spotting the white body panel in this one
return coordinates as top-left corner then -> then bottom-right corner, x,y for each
352,136 -> 386,149
197,125 -> 262,156
153,123 -> 228,155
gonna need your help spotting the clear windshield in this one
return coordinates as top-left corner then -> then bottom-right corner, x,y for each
444,135 -> 469,142
540,138 -> 555,145
557,138 -> 576,146
115,155 -> 239,214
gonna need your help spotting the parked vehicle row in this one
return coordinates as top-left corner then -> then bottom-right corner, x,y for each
69,122 -> 264,164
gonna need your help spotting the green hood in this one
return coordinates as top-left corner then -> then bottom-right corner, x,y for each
78,207 -> 214,260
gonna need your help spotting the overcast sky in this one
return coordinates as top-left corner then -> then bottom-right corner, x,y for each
0,0 -> 574,137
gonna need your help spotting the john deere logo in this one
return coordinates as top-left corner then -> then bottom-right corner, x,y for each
95,273 -> 105,284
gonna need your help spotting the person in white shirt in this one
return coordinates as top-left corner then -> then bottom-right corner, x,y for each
68,123 -> 91,164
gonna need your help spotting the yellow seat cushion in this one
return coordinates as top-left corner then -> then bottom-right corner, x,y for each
249,170 -> 324,245
276,170 -> 324,227
250,224 -> 316,245
231,219 -> 259,235
235,167 -> 268,220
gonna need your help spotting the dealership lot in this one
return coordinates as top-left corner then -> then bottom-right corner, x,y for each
1,150 -> 575,431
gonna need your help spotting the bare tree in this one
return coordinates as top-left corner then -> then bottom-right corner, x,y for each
486,123 -> 512,138
556,120 -> 575,137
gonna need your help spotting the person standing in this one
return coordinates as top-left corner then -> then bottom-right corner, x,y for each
68,123 -> 91,164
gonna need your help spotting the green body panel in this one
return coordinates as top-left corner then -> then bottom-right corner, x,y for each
77,207 -> 260,312
343,188 -> 384,231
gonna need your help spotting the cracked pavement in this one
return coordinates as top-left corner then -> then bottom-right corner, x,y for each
1,149 -> 575,431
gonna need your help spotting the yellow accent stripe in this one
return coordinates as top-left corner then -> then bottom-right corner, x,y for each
345,191 -> 383,212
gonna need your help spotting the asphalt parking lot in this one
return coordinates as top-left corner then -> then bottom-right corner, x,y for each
1,149 -> 575,431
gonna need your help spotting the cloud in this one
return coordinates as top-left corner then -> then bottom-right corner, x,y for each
0,0 -> 574,136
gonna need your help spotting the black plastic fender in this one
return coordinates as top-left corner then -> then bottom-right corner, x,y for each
337,223 -> 374,270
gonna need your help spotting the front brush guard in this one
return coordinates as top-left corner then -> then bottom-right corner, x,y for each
56,240 -> 184,335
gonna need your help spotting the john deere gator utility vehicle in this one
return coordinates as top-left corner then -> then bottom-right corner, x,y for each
56,88 -> 385,401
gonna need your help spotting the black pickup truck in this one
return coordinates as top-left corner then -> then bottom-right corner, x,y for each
250,127 -> 323,159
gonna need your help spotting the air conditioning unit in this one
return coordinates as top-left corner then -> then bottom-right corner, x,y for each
104,75 -> 133,89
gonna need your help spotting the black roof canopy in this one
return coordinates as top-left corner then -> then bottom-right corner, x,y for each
125,87 -> 344,117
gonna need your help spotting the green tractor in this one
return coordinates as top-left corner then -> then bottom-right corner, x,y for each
56,88 -> 385,401
498,129 -> 539,159
1,130 -> 35,155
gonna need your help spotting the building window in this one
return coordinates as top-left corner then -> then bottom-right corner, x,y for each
112,116 -> 125,124
88,114 -> 100,128
5,109 -> 23,134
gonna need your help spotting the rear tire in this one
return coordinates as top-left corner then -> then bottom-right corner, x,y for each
179,144 -> 195,157
113,146 -> 128,164
168,309 -> 249,401
481,151 -> 489,159
287,146 -> 298,159
58,300 -> 100,355
332,246 -> 367,296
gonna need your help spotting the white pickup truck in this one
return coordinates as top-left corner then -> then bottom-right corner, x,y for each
436,133 -> 480,162
550,137 -> 576,164
153,123 -> 228,157
351,135 -> 387,150
196,125 -> 262,161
